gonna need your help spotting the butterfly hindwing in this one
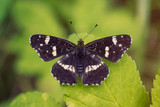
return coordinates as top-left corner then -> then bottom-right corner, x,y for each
52,53 -> 77,85
85,35 -> 132,62
30,34 -> 76,61
82,53 -> 109,85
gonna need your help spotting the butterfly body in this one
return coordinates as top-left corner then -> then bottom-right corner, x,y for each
76,39 -> 85,77
30,34 -> 132,85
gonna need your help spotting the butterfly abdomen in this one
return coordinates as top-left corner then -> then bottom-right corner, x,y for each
77,64 -> 84,77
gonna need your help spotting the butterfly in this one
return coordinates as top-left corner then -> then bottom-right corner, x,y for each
30,34 -> 132,85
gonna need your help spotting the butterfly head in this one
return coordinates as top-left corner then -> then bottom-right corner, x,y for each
77,39 -> 85,56
77,39 -> 84,47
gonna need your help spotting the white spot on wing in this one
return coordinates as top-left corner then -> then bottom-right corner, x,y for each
52,46 -> 57,56
112,36 -> 117,45
52,51 -> 57,56
105,46 -> 109,57
57,61 -> 75,73
84,84 -> 88,86
105,46 -> 109,51
91,55 -> 95,58
40,44 -> 43,46
119,44 -> 122,47
53,46 -> 56,50
64,65 -> 69,69
85,61 -> 104,73
66,83 -> 70,85
45,36 -> 50,44
39,35 -> 41,38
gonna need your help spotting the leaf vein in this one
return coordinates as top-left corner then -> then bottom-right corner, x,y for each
64,95 -> 88,107
104,82 -> 121,107
79,87 -> 116,103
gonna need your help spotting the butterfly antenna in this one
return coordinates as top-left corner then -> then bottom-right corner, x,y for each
69,20 -> 80,39
83,24 -> 98,40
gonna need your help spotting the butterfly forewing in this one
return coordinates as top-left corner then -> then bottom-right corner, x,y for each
85,35 -> 132,62
30,34 -> 76,61
52,53 -> 77,85
82,53 -> 109,85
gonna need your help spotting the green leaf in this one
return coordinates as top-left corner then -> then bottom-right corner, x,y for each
151,69 -> 160,107
10,91 -> 62,107
0,0 -> 12,24
61,54 -> 150,106
11,1 -> 65,36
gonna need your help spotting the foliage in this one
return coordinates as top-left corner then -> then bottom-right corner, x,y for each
151,69 -> 160,107
10,91 -> 62,107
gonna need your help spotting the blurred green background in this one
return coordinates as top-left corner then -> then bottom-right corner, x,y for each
0,0 -> 160,105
